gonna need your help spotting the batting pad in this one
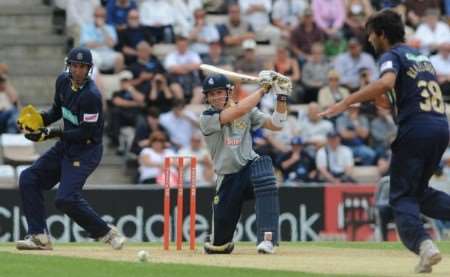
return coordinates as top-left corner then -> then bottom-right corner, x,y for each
250,156 -> 280,244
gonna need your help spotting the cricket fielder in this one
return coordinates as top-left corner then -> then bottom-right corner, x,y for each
15,47 -> 126,250
199,71 -> 291,254
320,9 -> 450,273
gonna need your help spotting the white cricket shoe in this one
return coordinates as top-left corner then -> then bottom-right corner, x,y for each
415,239 -> 442,273
100,225 -> 126,250
257,240 -> 275,254
16,234 -> 53,250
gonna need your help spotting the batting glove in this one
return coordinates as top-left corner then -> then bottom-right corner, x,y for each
258,70 -> 277,92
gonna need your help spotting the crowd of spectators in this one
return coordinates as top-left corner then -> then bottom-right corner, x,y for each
23,0 -> 450,185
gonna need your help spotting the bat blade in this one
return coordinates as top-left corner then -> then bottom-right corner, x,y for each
200,64 -> 259,83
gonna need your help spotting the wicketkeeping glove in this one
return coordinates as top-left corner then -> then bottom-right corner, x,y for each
25,127 -> 62,142
17,105 -> 44,132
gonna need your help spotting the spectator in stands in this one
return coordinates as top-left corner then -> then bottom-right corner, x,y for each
128,41 -> 165,95
139,0 -> 176,44
343,0 -> 373,42
66,0 -> 100,47
268,44 -> 302,103
217,4 -> 256,57
271,0 -> 309,38
413,9 -> 450,55
324,32 -> 347,58
147,73 -> 174,114
234,39 -> 264,77
179,132 -> 215,186
106,0 -> 137,31
188,8 -> 221,56
256,113 -> 299,160
138,131 -> 175,184
336,106 -> 376,165
201,41 -> 235,70
80,6 -> 124,73
117,9 -> 147,65
375,175 -> 393,241
370,107 -> 397,158
289,7 -> 326,62
430,42 -> 450,101
318,70 -> 350,110
316,130 -> 355,183
164,35 -> 203,104
171,0 -> 203,38
404,0 -> 442,27
234,39 -> 265,94
107,72 -> 145,147
333,37 -> 377,91
297,102 -> 334,150
0,74 -> 19,134
301,42 -> 331,103
159,99 -> 199,150
130,107 -> 170,155
277,136 -> 317,183
238,0 -> 281,44
311,0 -> 346,37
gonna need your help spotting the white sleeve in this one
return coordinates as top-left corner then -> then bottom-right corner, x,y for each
199,111 -> 221,136
316,148 -> 327,168
342,146 -> 354,167
164,53 -> 177,70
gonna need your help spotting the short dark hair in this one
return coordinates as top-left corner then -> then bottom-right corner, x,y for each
146,107 -> 160,118
365,9 -> 405,45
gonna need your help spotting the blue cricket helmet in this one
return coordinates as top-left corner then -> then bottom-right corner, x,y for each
202,74 -> 232,94
66,47 -> 93,66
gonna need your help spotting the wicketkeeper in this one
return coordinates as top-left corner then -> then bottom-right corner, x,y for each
199,71 -> 291,254
15,47 -> 126,250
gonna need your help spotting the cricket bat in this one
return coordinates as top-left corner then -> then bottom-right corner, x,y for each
200,64 -> 259,83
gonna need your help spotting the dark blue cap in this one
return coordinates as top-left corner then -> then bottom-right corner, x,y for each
291,136 -> 303,145
202,74 -> 232,94
66,47 -> 93,66
327,130 -> 340,138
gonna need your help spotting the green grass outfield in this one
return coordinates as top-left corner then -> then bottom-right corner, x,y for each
2,242 -> 450,277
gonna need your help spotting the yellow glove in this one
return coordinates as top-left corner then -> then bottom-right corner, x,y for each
17,105 -> 44,132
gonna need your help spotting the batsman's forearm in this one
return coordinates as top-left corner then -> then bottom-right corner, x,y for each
344,80 -> 390,106
220,88 -> 265,124
275,99 -> 287,114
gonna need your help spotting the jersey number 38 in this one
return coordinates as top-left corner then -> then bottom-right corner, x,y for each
419,80 -> 445,114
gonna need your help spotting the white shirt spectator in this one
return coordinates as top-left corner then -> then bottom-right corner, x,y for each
178,146 -> 211,185
139,0 -> 176,26
414,21 -> 450,54
190,25 -> 220,54
160,110 -> 198,148
171,0 -> 203,36
164,49 -> 202,70
139,148 -> 175,182
66,0 -> 100,28
334,51 -> 378,90
272,0 -> 309,29
298,115 -> 334,145
430,48 -> 450,76
239,0 -> 272,32
316,145 -> 353,175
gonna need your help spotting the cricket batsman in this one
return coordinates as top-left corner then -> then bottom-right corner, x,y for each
15,47 -> 126,250
199,71 -> 291,254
